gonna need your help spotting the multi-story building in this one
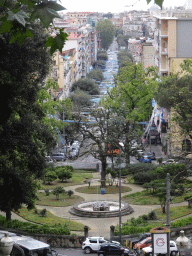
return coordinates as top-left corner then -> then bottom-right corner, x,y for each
153,12 -> 192,156
63,33 -> 83,80
141,41 -> 155,68
154,15 -> 192,76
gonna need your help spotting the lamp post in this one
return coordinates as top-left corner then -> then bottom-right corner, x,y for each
166,173 -> 170,256
119,149 -> 122,244
166,170 -> 187,256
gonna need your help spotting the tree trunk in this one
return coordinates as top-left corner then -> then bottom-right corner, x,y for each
101,161 -> 107,187
6,209 -> 11,221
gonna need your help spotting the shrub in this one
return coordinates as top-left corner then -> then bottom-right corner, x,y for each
67,190 -> 74,197
148,210 -> 157,220
142,215 -> 148,222
56,167 -> 72,182
45,189 -> 49,196
39,209 -> 47,217
52,186 -> 65,199
0,215 -> 70,235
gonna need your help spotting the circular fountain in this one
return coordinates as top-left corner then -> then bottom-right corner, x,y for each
69,200 -> 133,218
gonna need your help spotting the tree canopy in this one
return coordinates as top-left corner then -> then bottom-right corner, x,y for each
87,68 -> 104,82
71,78 -> 100,95
101,62 -> 158,164
0,22 -> 56,220
154,61 -> 192,139
96,19 -> 115,50
0,0 -> 68,54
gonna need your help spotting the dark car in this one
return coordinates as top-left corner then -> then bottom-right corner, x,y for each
98,243 -> 129,256
129,233 -> 151,249
147,152 -> 156,160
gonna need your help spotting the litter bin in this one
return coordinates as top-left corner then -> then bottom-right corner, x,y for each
101,188 -> 105,195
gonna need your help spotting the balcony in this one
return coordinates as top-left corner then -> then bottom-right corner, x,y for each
161,48 -> 168,55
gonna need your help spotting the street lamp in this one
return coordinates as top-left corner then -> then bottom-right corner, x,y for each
119,149 -> 122,244
166,170 -> 187,256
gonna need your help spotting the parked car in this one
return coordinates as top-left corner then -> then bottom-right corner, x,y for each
98,243 -> 129,256
162,159 -> 178,165
139,155 -> 152,163
82,236 -> 119,254
134,237 -> 152,250
147,152 -> 156,160
142,240 -> 178,256
50,153 -> 66,162
0,231 -> 57,256
129,233 -> 151,249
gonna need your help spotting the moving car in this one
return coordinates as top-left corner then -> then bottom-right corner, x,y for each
139,155 -> 152,163
98,243 -> 129,256
134,237 -> 152,250
142,240 -> 178,256
82,236 -> 119,254
0,231 -> 57,256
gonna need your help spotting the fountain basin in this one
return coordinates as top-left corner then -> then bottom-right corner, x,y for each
69,200 -> 134,218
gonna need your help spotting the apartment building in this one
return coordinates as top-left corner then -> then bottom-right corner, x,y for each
154,16 -> 192,76
153,12 -> 192,156
141,41 -> 155,68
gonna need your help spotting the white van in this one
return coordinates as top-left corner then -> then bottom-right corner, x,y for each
0,231 -> 57,256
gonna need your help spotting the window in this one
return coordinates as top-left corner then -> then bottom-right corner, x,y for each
90,239 -> 97,243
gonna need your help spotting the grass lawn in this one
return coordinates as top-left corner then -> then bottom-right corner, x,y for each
36,192 -> 84,207
16,207 -> 85,231
122,190 -> 187,205
75,185 -> 132,194
40,171 -> 93,190
154,206 -> 192,221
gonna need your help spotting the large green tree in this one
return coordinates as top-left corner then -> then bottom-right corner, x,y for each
71,78 -> 100,95
101,63 -> 158,164
87,68 -> 104,82
77,107 -> 123,187
0,23 -> 56,220
96,19 -> 115,50
154,71 -> 192,140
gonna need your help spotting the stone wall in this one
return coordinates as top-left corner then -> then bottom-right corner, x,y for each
2,225 -> 192,248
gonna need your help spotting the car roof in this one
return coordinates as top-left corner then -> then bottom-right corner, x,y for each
0,231 -> 50,251
11,236 -> 50,250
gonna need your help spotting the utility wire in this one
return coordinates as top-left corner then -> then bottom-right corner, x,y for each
124,0 -> 141,8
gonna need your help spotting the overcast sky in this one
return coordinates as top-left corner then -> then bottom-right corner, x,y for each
60,0 -> 186,13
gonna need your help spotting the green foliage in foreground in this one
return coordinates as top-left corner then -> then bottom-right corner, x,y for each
115,206 -> 192,235
171,216 -> 192,228
0,215 -> 70,235
16,207 -> 84,232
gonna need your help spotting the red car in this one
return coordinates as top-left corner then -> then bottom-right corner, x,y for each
134,237 -> 152,250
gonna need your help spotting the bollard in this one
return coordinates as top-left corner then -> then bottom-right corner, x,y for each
110,225 -> 115,241
84,225 -> 89,239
